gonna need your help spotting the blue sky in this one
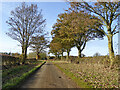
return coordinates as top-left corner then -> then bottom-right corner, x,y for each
0,1 -> 119,56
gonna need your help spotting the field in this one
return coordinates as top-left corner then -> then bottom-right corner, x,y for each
53,56 -> 119,88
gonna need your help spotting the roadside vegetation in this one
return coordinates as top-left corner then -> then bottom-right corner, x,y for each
2,60 -> 45,89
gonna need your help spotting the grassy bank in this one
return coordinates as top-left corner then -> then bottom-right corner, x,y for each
2,61 -> 46,89
53,59 -> 118,88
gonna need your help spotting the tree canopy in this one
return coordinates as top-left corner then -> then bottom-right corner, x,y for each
68,1 -> 120,67
50,11 -> 104,58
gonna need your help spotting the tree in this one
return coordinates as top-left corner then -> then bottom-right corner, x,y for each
51,17 -> 74,60
56,11 -> 104,58
28,51 -> 47,60
49,37 -> 64,59
39,52 -> 47,60
11,53 -> 20,57
6,3 -> 46,64
28,52 -> 36,58
93,52 -> 101,57
30,35 -> 48,60
68,1 -> 120,67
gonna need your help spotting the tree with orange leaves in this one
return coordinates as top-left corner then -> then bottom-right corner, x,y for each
68,1 -> 120,68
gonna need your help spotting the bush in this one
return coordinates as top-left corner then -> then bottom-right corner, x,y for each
39,53 -> 47,60
1,54 -> 20,68
49,56 -> 55,59
93,52 -> 101,57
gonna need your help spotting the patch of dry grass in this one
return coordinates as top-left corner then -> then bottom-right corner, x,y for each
54,56 -> 119,88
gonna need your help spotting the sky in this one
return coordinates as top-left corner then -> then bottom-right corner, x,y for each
0,1 -> 119,57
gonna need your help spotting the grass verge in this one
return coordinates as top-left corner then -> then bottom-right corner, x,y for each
2,61 -> 46,90
54,63 -> 93,88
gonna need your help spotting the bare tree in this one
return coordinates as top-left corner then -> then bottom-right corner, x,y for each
30,35 -> 48,60
6,2 -> 46,64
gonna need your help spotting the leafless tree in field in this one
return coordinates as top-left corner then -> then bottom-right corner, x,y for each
30,35 -> 48,60
6,2 -> 46,64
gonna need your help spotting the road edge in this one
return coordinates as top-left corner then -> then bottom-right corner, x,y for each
2,61 -> 46,90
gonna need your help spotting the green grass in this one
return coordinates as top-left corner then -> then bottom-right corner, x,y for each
54,63 -> 93,88
3,65 -> 30,78
3,60 -> 43,83
2,61 -> 46,90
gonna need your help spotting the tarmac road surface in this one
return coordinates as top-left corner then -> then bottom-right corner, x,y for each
20,62 -> 78,88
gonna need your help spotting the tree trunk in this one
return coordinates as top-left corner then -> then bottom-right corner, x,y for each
24,46 -> 27,59
22,45 -> 27,64
107,34 -> 114,68
66,51 -> 70,60
21,29 -> 25,64
36,52 -> 39,60
77,41 -> 86,58
21,45 -> 25,64
78,49 -> 81,58
57,54 -> 60,59
22,46 -> 24,54
77,46 -> 81,58
61,52 -> 63,60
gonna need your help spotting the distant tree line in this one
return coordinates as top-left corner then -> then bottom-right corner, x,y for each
28,52 -> 47,60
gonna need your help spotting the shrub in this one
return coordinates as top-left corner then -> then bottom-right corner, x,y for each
1,54 -> 20,68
